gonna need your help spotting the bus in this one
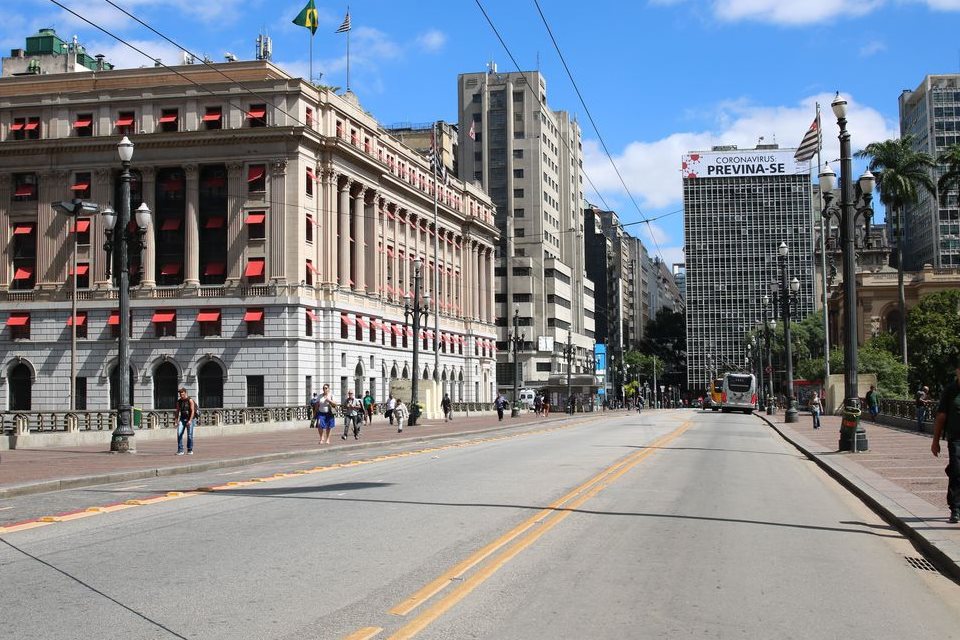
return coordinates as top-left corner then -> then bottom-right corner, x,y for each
721,372 -> 758,414
708,377 -> 724,411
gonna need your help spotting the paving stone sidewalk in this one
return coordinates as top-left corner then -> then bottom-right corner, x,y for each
760,410 -> 960,581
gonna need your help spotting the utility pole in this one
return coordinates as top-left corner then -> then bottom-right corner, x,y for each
565,332 -> 573,413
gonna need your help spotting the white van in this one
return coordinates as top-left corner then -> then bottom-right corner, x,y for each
519,389 -> 536,409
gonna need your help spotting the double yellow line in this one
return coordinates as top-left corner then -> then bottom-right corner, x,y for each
348,418 -> 693,640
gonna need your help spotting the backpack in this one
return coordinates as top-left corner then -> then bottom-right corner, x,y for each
191,398 -> 201,418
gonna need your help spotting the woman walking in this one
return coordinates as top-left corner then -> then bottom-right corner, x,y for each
810,392 -> 823,430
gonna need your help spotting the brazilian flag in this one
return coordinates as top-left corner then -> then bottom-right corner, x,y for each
293,0 -> 319,35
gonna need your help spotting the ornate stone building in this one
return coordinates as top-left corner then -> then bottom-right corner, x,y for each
0,60 -> 499,411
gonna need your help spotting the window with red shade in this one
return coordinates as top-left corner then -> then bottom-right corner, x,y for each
116,111 -> 135,135
152,309 -> 177,338
247,164 -> 266,194
197,309 -> 221,337
73,113 -> 93,137
245,258 -> 266,284
7,313 -> 30,340
71,171 -> 91,199
247,104 -> 267,127
202,106 -> 222,130
244,308 -> 265,336
67,311 -> 88,339
246,210 -> 266,239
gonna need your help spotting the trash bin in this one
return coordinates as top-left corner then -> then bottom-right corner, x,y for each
838,405 -> 868,452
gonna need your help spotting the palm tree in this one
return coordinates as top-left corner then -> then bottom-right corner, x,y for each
855,136 -> 936,368
937,143 -> 960,201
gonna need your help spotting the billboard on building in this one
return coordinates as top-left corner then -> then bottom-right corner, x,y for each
681,149 -> 809,180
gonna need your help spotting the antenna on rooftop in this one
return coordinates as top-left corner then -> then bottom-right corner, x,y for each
256,33 -> 273,61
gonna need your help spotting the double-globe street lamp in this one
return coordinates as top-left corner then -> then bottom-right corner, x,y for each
102,136 -> 152,452
510,307 -> 524,417
771,242 -> 801,423
820,92 -> 875,452
403,257 -> 430,426
760,300 -> 777,415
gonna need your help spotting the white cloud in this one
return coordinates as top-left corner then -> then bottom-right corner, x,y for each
650,0 -> 960,25
416,29 -> 447,53
859,40 -> 886,57
85,38 -> 193,69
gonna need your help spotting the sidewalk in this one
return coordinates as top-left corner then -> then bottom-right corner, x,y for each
759,410 -> 960,582
0,411 -> 589,499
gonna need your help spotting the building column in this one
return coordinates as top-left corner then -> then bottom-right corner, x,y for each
269,160 -> 287,282
353,185 -> 366,293
478,245 -> 487,323
321,167 -> 336,285
0,174 -> 10,288
225,161 -> 243,284
486,249 -> 494,324
338,177 -> 350,288
184,164 -> 200,286
139,167 -> 156,288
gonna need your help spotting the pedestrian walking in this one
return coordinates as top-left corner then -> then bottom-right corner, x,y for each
441,393 -> 453,422
533,394 -> 543,416
917,385 -> 931,431
810,391 -> 822,429
543,396 -> 551,417
363,390 -> 375,425
316,383 -> 338,444
494,394 -> 507,421
342,390 -> 363,440
309,392 -> 320,429
931,354 -> 960,524
394,399 -> 408,432
865,385 -> 880,422
385,394 -> 396,425
174,388 -> 197,455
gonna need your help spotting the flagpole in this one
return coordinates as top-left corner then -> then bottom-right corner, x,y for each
815,102 -> 832,407
346,13 -> 351,91
309,32 -> 313,85
433,121 -> 441,392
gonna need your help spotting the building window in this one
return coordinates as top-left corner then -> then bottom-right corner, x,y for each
11,223 -> 36,290
514,208 -> 525,218
203,106 -> 223,130
244,308 -> 265,335
13,173 -> 37,201
73,113 -> 93,137
7,313 -> 30,340
513,169 -> 524,179
247,164 -> 266,195
305,215 -> 314,243
536,362 -> 552,372
75,377 -> 88,410
10,117 -> 27,141
158,108 -> 179,132
305,107 -> 314,128
247,104 -> 267,127
513,149 -> 524,159
198,309 -> 221,337
513,189 -> 524,198
247,375 -> 265,407
24,117 -> 40,140
116,111 -> 135,135
152,310 -> 177,337
71,262 -> 90,289
472,93 -> 481,103
74,217 -> 91,245
245,257 -> 266,284
305,168 -> 314,197
474,171 -> 483,181
67,311 -> 88,339
246,211 -> 266,239
305,259 -> 315,286
70,171 -> 92,200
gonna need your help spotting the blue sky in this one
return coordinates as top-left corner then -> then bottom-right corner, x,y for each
8,0 -> 960,266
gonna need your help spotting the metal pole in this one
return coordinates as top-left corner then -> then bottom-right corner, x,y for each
838,114 -> 859,411
432,122 -> 440,387
782,252 -> 798,423
511,308 -> 520,418
566,333 -> 573,414
70,216 -> 78,411
652,354 -> 658,410
111,159 -> 134,452
766,320 -> 774,414
410,262 -> 421,426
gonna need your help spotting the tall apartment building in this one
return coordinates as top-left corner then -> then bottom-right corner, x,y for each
0,50 -> 499,411
457,68 -> 596,395
899,74 -> 960,269
627,236 -> 651,346
683,145 -> 816,390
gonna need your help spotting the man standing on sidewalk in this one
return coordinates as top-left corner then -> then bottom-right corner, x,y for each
932,355 -> 960,524
917,385 -> 931,431
175,388 -> 197,455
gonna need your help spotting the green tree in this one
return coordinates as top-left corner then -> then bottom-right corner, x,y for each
856,136 -> 936,368
937,143 -> 960,200
638,309 -> 686,389
906,289 -> 960,395
821,339 -> 908,399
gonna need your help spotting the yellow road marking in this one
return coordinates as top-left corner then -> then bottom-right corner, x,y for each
343,627 -> 383,640
0,520 -> 53,534
385,420 -> 693,640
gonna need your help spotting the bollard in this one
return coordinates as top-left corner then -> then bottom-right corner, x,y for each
838,405 -> 868,452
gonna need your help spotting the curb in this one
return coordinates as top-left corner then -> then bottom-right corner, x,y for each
756,411 -> 960,583
0,413 -> 595,500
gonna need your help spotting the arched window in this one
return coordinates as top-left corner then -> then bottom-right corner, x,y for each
354,362 -> 364,398
8,363 -> 31,410
109,364 -> 135,410
153,361 -> 179,409
198,361 -> 224,408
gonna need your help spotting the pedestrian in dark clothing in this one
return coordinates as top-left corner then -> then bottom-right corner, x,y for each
175,388 -> 197,455
441,393 -> 453,422
917,385 -> 931,431
494,395 -> 507,421
932,354 -> 960,524
865,385 -> 880,422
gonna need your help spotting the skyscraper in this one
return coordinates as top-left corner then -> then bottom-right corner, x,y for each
457,67 -> 596,398
683,145 -> 816,390
899,74 -> 960,269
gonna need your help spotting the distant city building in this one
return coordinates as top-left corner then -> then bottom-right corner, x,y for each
383,120 -> 458,180
626,236 -> 652,346
683,145 -> 816,389
672,263 -> 686,302
2,28 -> 113,77
650,257 -> 684,316
0,56 -> 499,411
899,74 -> 960,269
457,67 -> 596,398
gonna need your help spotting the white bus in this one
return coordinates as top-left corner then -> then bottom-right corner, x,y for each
721,373 -> 757,414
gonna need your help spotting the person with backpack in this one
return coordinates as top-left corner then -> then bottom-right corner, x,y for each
865,385 -> 880,422
175,387 -> 197,455
342,390 -> 363,440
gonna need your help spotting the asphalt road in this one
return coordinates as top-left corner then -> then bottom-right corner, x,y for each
2,410 -> 959,639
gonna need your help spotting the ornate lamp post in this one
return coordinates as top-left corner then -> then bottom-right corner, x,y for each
564,333 -> 574,414
510,306 -> 524,417
820,95 -> 875,451
403,257 -> 430,426
52,198 -> 100,411
762,311 -> 776,415
771,242 -> 801,423
102,136 -> 151,452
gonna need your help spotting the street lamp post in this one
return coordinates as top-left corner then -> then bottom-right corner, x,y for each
510,307 -> 524,417
821,93 -> 875,451
102,136 -> 151,453
403,257 -> 430,426
774,242 -> 801,423
564,333 -> 574,414
763,312 -> 776,415
52,198 -> 100,411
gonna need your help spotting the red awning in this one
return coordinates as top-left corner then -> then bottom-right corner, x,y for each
202,111 -> 222,122
247,166 -> 265,183
305,261 -> 318,274
204,217 -> 225,229
245,213 -> 265,224
13,266 -> 33,280
66,313 -> 87,327
24,121 -> 39,130
14,185 -> 35,198
152,311 -> 176,323
244,309 -> 264,322
115,115 -> 135,126
197,311 -> 220,322
405,327 -> 413,337
341,314 -> 355,326
10,122 -> 24,131
247,107 -> 267,119
13,224 -> 34,235
158,114 -> 178,123
356,317 -> 370,329
71,219 -> 91,233
204,262 -> 225,276
160,263 -> 181,275
306,309 -> 317,321
68,264 -> 89,275
6,314 -> 29,326
160,218 -> 182,231
70,182 -> 90,192
426,330 -> 434,340
245,260 -> 265,277
108,311 -> 120,325
306,168 -> 315,180
72,117 -> 92,128
391,324 -> 403,336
